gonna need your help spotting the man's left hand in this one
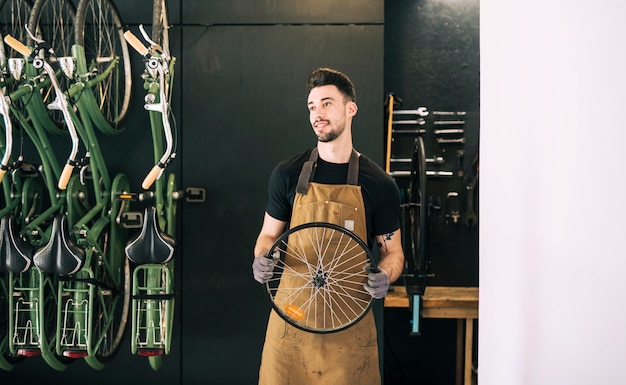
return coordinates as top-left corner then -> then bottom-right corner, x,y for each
363,265 -> 390,299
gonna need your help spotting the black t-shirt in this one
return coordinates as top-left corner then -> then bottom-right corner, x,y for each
265,148 -> 401,248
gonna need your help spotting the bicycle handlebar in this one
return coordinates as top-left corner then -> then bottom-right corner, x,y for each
4,33 -> 81,190
124,28 -> 175,190
0,90 -> 12,184
142,164 -> 163,190
123,30 -> 149,57
3,34 -> 30,56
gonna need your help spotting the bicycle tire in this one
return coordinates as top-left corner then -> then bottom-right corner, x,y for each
152,0 -> 173,104
82,222 -> 130,369
27,0 -> 76,132
265,222 -> 376,334
81,173 -> 130,368
0,0 -> 34,134
409,136 -> 428,278
74,0 -> 132,132
152,0 -> 169,58
0,0 -> 32,72
1,275 -> 25,370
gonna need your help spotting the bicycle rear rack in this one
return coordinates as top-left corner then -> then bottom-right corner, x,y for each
132,264 -> 173,356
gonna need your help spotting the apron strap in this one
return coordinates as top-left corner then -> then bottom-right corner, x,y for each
296,148 -> 318,194
347,150 -> 359,186
296,148 -> 359,194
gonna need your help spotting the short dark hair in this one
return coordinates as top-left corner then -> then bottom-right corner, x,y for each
306,67 -> 356,103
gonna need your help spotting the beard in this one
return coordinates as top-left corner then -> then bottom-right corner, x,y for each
315,122 -> 345,143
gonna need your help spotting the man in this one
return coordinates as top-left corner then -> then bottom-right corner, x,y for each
252,67 -> 404,385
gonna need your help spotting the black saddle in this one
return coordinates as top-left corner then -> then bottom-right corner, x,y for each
125,206 -> 175,265
33,215 -> 85,275
0,215 -> 34,273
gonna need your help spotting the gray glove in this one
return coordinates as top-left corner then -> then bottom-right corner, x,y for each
363,264 -> 390,299
252,253 -> 275,284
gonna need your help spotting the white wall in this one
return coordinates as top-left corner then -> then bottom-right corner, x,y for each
480,0 -> 626,384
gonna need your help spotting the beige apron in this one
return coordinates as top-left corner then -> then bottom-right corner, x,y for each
259,148 -> 380,385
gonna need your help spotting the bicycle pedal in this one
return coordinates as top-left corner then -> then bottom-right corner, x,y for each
120,211 -> 143,228
117,192 -> 139,201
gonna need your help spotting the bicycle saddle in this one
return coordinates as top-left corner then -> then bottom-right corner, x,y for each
33,215 -> 85,275
125,206 -> 175,265
0,215 -> 34,273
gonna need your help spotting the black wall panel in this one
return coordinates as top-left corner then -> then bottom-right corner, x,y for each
180,23 -> 383,384
385,0 -> 479,288
383,1 -> 479,384
182,0 -> 383,24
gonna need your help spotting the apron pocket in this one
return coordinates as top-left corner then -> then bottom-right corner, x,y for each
266,311 -> 287,340
296,201 -> 362,232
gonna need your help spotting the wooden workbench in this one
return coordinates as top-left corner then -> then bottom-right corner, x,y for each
385,285 -> 479,385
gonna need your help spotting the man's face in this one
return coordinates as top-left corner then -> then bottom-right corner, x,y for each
307,85 -> 355,143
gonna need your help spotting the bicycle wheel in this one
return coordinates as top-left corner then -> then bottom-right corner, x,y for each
408,136 -> 428,279
1,274 -> 25,370
27,0 -> 76,131
266,222 -> 376,334
82,173 -> 130,368
152,0 -> 169,58
83,219 -> 130,369
151,0 -> 173,104
0,0 -> 32,71
74,0 -> 132,132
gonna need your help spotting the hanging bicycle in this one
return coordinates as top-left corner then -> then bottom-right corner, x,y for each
122,0 -> 179,371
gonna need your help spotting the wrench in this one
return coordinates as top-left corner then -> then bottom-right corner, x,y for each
437,137 -> 466,145
434,120 -> 465,125
432,111 -> 466,116
393,106 -> 429,117
393,118 -> 426,125
434,128 -> 465,135
463,175 -> 477,227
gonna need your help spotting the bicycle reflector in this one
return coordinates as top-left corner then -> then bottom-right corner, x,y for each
138,348 -> 165,357
17,348 -> 42,357
285,304 -> 304,321
63,350 -> 89,358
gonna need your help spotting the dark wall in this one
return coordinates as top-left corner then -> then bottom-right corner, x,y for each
383,1 -> 479,384
386,0 -> 479,288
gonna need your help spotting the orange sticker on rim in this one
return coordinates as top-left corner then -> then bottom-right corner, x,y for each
285,304 -> 304,320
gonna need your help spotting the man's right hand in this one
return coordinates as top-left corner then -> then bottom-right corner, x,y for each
252,253 -> 275,284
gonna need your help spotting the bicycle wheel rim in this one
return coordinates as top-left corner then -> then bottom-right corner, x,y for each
410,136 -> 428,275
265,222 -> 376,334
74,0 -> 132,129
152,0 -> 170,58
27,0 -> 76,130
86,224 -> 130,365
0,0 -> 32,71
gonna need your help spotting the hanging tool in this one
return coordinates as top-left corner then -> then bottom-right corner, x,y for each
432,111 -> 466,116
393,107 -> 429,117
385,93 -> 399,173
446,192 -> 460,225
463,175 -> 477,227
437,137 -> 466,145
434,120 -> 465,125
456,150 -> 465,177
434,128 -> 465,135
